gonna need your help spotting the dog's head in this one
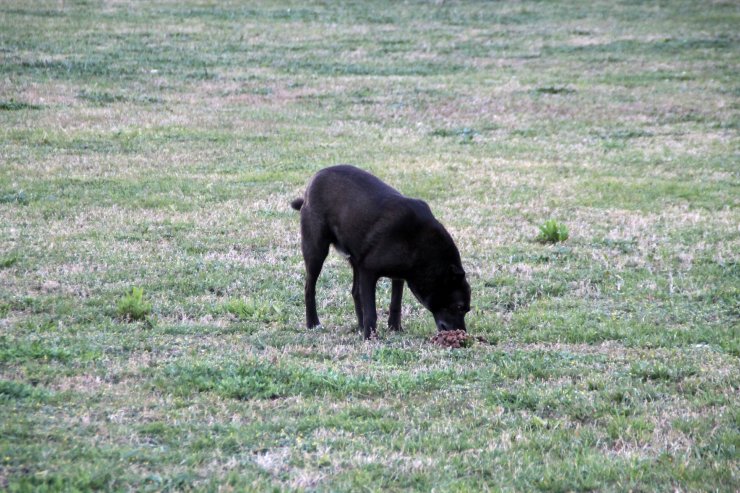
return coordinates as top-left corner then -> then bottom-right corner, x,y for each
420,264 -> 471,332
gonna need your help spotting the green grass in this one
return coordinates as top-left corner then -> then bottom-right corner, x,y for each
1,0 -> 738,491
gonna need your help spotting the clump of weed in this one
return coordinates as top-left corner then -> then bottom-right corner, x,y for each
76,89 -> 126,105
0,100 -> 41,111
221,298 -> 284,323
116,287 -> 152,321
0,380 -> 49,402
0,190 -> 29,205
535,86 -> 575,95
429,127 -> 478,143
536,219 -> 569,243
0,254 -> 19,269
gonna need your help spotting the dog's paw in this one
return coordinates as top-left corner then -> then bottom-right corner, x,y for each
362,328 -> 379,340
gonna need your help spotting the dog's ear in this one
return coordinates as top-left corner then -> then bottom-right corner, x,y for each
450,264 -> 465,280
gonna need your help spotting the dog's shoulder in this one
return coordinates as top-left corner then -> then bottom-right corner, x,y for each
380,196 -> 438,235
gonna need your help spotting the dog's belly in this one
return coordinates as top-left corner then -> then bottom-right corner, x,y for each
334,243 -> 351,259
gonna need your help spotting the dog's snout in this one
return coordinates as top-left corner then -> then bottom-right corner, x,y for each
435,315 -> 466,333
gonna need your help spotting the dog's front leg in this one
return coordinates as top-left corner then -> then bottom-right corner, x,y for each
358,270 -> 378,339
388,279 -> 404,331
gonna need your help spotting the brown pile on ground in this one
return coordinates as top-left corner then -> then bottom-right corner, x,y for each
430,329 -> 488,348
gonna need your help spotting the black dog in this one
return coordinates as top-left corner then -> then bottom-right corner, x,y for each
291,165 -> 471,339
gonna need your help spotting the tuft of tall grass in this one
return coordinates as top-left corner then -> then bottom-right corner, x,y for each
536,219 -> 569,243
116,287 -> 152,322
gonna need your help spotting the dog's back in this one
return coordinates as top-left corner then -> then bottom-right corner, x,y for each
298,165 -> 440,261
301,165 -> 402,213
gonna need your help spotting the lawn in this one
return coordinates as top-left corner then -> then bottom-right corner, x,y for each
1,0 -> 738,491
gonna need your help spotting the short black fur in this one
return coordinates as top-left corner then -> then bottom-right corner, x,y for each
291,165 -> 471,339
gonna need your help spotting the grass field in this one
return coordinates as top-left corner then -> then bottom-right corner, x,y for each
1,0 -> 738,491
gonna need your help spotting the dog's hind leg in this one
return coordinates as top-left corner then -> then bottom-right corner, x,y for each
301,222 -> 330,329
350,259 -> 363,330
388,279 -> 404,331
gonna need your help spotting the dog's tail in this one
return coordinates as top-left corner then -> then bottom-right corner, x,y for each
290,198 -> 304,211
